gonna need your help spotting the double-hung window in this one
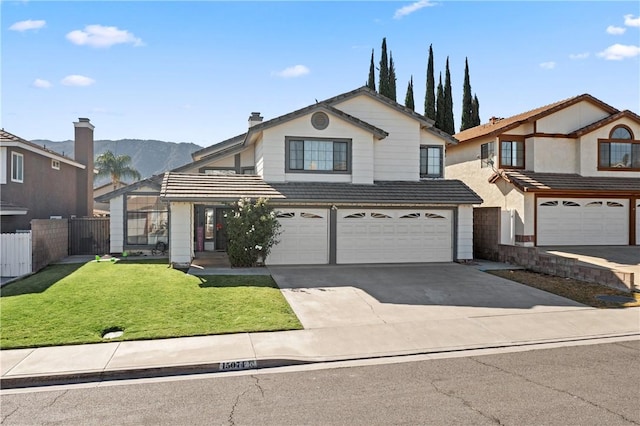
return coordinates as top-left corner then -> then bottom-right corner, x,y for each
500,139 -> 524,168
11,152 -> 24,183
420,145 -> 443,178
598,125 -> 640,170
480,142 -> 495,168
287,138 -> 350,173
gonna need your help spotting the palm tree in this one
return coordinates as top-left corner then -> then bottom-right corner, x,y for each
95,150 -> 142,190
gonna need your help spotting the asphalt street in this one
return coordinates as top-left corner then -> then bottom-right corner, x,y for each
2,339 -> 639,425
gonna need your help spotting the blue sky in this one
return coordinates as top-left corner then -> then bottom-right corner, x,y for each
2,1 -> 639,147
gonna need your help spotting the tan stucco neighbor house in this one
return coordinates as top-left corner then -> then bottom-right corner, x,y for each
96,87 -> 482,266
446,94 -> 640,247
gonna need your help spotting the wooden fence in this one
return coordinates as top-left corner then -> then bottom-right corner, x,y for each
69,217 -> 110,255
1,231 -> 32,277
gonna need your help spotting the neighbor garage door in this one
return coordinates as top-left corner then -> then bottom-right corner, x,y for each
266,208 -> 329,265
537,198 -> 629,246
336,209 -> 453,264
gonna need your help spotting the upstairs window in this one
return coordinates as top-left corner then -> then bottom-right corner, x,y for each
500,139 -> 524,169
480,142 -> 495,168
11,152 -> 24,183
599,126 -> 639,170
420,145 -> 443,178
286,138 -> 350,173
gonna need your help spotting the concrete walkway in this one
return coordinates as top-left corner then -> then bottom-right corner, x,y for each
2,258 -> 639,390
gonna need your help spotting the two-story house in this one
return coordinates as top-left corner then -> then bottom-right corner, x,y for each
446,94 -> 640,247
97,87 -> 482,266
0,119 -> 95,232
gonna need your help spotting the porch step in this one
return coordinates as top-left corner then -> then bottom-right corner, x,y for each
192,252 -> 231,268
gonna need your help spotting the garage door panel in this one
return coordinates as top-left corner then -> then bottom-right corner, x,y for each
267,208 -> 328,265
337,209 -> 453,264
537,198 -> 629,246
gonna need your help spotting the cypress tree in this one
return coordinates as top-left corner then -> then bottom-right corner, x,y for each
389,52 -> 397,101
435,73 -> 445,130
443,57 -> 455,135
471,94 -> 481,126
378,38 -> 390,98
460,57 -> 473,131
405,76 -> 415,110
367,49 -> 376,91
424,44 -> 436,120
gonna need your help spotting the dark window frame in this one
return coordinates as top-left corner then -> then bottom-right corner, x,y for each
598,140 -> 640,171
124,192 -> 169,248
420,145 -> 444,178
480,141 -> 495,168
499,137 -> 525,169
285,136 -> 352,174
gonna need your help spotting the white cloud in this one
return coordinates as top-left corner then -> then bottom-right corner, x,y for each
61,75 -> 95,86
9,19 -> 45,31
624,14 -> 640,27
31,78 -> 51,88
569,52 -> 590,60
597,43 -> 640,60
539,61 -> 556,70
606,25 -> 626,35
66,24 -> 144,48
272,65 -> 310,78
394,0 -> 437,19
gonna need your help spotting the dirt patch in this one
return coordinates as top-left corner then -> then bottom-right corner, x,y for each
488,269 -> 640,309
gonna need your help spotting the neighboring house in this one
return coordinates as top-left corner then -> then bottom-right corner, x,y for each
97,87 -> 481,266
446,94 -> 640,247
0,119 -> 95,232
94,181 -> 129,216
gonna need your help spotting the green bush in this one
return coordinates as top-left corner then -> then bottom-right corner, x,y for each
225,198 -> 281,267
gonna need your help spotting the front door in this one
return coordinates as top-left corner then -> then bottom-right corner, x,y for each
215,208 -> 230,251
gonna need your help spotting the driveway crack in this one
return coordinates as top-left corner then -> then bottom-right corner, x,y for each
353,288 -> 387,324
47,390 -> 69,408
228,388 -> 249,426
251,375 -> 265,398
1,407 -> 19,423
471,357 -> 639,425
429,380 -> 503,425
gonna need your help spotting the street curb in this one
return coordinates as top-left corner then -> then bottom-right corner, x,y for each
2,333 -> 638,390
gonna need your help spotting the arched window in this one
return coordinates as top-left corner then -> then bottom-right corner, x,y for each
609,125 -> 633,140
599,125 -> 639,170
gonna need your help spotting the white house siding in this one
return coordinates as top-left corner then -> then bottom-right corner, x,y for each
334,96 -> 422,181
457,204 -> 473,260
169,202 -> 193,265
578,118 -> 640,177
533,137 -> 578,173
241,148 -> 254,169
255,138 -> 264,177
260,113 -> 375,184
536,101 -> 610,134
109,195 -> 124,253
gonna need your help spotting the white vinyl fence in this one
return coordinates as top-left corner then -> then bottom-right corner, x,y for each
1,231 -> 32,277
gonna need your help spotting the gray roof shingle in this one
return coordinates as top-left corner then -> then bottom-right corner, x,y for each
495,170 -> 640,194
160,173 -> 286,202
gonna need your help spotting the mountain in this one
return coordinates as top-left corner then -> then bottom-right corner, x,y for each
31,139 -> 203,187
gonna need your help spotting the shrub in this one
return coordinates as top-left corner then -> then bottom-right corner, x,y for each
225,198 -> 281,267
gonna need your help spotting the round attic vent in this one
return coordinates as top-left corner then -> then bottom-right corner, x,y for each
311,111 -> 329,130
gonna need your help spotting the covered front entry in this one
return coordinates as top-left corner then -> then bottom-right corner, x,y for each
537,197 -> 630,246
194,205 -> 232,252
336,209 -> 453,264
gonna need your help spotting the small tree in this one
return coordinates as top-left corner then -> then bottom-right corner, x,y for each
404,76 -> 415,110
225,198 -> 281,267
95,150 -> 141,190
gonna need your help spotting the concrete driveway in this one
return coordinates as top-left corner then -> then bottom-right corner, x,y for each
539,246 -> 640,276
268,263 -> 587,329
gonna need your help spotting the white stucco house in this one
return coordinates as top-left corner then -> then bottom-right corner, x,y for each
97,87 -> 482,266
446,93 -> 640,247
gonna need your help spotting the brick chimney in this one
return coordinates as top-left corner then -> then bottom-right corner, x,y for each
489,116 -> 503,125
248,112 -> 263,128
74,118 -> 94,217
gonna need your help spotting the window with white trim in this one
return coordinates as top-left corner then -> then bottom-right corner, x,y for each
52,159 -> 60,170
11,152 -> 24,183
420,145 -> 443,178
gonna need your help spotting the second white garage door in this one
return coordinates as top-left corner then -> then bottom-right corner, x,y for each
267,208 -> 329,265
537,198 -> 629,246
337,209 -> 453,264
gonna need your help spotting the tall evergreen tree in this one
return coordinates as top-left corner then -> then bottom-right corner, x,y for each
404,76 -> 415,110
460,57 -> 474,131
424,44 -> 436,120
435,73 -> 445,130
389,52 -> 397,101
367,49 -> 376,91
443,57 -> 455,135
378,38 -> 390,98
471,94 -> 481,126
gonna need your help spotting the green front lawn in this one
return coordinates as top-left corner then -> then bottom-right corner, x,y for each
0,260 -> 302,349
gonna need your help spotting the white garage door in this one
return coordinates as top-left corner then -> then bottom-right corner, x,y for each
636,200 -> 640,246
537,198 -> 629,246
266,208 -> 329,265
337,209 -> 453,264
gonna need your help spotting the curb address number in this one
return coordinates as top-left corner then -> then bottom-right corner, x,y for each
219,360 -> 257,371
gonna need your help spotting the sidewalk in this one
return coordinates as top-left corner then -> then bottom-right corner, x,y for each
2,306 -> 639,389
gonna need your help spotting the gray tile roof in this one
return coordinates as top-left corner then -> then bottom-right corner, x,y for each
268,180 -> 482,205
0,129 -> 84,168
496,170 -> 640,194
160,173 -> 286,202
94,175 -> 164,202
